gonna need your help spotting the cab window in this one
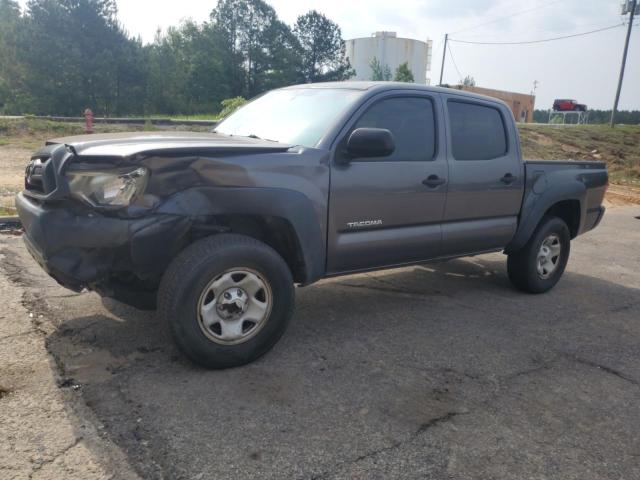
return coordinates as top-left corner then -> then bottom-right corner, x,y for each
350,96 -> 436,162
448,100 -> 507,160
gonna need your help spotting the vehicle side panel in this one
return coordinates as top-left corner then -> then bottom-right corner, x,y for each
440,93 -> 526,255
505,160 -> 607,253
326,90 -> 448,273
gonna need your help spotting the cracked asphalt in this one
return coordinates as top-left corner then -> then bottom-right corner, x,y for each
1,205 -> 639,480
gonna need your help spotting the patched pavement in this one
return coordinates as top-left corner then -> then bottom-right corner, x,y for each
1,205 -> 639,479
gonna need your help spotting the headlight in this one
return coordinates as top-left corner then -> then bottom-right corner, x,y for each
65,167 -> 148,207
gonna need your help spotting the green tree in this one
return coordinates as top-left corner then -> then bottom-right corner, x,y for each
218,96 -> 246,118
113,34 -> 147,115
210,0 -> 301,98
146,21 -> 229,115
253,17 -> 302,92
17,0 -> 135,115
394,62 -> 414,82
0,0 -> 359,116
293,10 -> 353,82
0,0 -> 23,113
462,75 -> 476,87
370,57 -> 391,81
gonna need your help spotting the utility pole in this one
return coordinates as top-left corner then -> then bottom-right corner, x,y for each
439,33 -> 448,86
611,0 -> 637,127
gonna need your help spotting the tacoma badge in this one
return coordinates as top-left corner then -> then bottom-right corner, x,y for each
346,219 -> 383,228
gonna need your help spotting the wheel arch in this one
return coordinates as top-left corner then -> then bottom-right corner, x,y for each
156,186 -> 325,284
194,214 -> 307,284
544,199 -> 581,238
506,180 -> 585,254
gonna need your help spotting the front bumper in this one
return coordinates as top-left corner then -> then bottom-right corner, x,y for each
16,192 -> 190,300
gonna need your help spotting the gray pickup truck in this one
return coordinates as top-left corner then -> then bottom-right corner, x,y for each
16,82 -> 607,368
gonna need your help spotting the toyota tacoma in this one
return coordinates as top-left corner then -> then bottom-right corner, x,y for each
16,82 -> 608,368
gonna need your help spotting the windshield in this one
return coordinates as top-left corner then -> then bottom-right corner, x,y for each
214,88 -> 364,148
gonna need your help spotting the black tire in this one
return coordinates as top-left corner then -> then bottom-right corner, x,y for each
507,215 -> 571,294
158,233 -> 294,369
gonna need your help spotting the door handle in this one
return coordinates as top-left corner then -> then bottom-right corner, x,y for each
422,175 -> 446,188
500,173 -> 517,184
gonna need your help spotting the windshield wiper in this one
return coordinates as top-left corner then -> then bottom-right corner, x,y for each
246,134 -> 279,143
215,132 -> 279,143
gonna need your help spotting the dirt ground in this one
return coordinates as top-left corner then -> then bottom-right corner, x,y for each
518,124 -> 640,186
0,146 -> 30,211
605,183 -> 640,206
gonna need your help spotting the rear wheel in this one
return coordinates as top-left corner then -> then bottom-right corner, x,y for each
507,216 -> 570,293
158,234 -> 294,368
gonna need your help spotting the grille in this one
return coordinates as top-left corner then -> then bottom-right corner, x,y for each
25,157 -> 56,194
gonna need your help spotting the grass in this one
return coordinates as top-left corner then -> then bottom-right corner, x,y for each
166,114 -> 220,121
0,206 -> 17,216
0,118 -> 101,148
101,113 -> 219,121
518,124 -> 640,185
0,117 -> 209,149
0,117 -> 85,137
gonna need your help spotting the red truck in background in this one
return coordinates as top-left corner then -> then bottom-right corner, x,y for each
553,99 -> 587,112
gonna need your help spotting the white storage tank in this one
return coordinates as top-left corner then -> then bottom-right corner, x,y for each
345,32 -> 433,84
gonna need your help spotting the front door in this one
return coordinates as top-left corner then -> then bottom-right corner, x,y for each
327,93 -> 448,274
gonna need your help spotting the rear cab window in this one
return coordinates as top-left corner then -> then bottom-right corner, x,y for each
447,100 -> 508,160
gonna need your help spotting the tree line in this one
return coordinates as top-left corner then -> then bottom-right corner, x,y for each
0,0 -> 354,116
369,57 -> 414,82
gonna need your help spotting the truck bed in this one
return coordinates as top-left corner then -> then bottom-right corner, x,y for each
506,159 -> 608,253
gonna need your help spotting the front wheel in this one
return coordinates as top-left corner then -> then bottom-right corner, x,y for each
507,215 -> 570,293
158,234 -> 295,369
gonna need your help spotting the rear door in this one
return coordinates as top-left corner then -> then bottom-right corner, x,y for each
326,92 -> 447,274
441,95 -> 525,255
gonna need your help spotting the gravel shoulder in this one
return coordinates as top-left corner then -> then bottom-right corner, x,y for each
0,243 -> 140,479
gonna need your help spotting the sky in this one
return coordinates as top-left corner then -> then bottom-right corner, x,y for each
19,0 -> 640,110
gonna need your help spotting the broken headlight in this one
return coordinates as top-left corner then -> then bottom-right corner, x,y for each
65,167 -> 148,207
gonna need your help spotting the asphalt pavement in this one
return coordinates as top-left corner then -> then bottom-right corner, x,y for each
1,205 -> 639,479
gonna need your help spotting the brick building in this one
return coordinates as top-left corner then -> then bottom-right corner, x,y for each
455,85 -> 536,123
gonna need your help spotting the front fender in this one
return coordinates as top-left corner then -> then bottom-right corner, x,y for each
155,186 -> 325,284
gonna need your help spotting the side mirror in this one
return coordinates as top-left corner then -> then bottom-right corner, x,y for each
345,128 -> 395,159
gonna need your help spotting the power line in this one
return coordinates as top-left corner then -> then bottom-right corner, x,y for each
450,0 -> 563,35
446,42 -> 463,82
457,16 -> 626,40
449,23 -> 624,45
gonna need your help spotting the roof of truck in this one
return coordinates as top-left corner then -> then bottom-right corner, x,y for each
281,81 -> 509,105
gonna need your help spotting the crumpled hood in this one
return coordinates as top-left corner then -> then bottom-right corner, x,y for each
46,131 -> 292,157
